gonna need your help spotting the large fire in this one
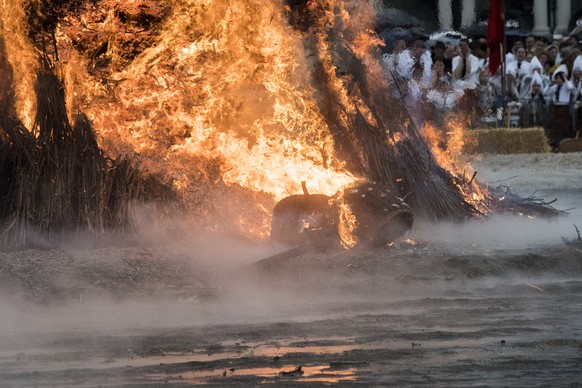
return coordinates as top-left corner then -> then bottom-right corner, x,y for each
0,0 -> 490,242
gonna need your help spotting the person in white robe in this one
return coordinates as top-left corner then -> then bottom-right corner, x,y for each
569,55 -> 582,135
520,72 -> 548,128
519,56 -> 549,100
545,65 -> 576,147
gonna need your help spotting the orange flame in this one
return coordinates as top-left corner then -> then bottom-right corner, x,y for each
421,118 -> 491,213
338,201 -> 358,248
0,0 -> 491,240
0,0 -> 39,129
48,0 -> 363,239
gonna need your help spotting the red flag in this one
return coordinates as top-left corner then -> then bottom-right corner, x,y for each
487,0 -> 505,74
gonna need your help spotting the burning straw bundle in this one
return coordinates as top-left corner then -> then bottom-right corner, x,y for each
286,1 -> 563,221
287,2 -> 478,221
0,43 -> 143,248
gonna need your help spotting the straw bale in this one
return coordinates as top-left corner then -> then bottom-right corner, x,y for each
463,127 -> 551,154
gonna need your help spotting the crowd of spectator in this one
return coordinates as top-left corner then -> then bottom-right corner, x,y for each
382,32 -> 582,150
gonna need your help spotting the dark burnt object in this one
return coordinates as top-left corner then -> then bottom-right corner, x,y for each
342,182 -> 414,247
270,181 -> 413,249
270,182 -> 340,249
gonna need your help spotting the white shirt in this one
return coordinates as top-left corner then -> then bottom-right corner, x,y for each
544,81 -> 575,105
396,50 -> 415,79
451,54 -> 481,84
514,60 -> 531,79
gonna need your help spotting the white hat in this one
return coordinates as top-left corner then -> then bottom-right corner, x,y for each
529,56 -> 543,74
531,71 -> 543,87
552,64 -> 568,80
573,55 -> 582,72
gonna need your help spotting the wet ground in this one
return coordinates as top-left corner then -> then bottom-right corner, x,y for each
1,239 -> 582,386
3,298 -> 582,387
1,152 -> 582,386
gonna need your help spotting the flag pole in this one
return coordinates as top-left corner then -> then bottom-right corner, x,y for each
500,43 -> 505,128
501,0 -> 508,128
487,0 -> 506,128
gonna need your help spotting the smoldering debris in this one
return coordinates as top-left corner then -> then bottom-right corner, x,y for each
561,224 -> 582,248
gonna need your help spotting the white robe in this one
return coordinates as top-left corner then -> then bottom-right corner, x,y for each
451,54 -> 481,84
544,81 -> 575,105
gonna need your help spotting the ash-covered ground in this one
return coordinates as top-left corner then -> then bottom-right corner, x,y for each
0,152 -> 581,386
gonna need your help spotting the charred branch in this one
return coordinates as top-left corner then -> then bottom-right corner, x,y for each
487,185 -> 568,218
561,224 -> 582,247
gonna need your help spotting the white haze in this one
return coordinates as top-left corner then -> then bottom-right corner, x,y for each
0,153 -> 580,352
414,211 -> 582,250
431,152 -> 582,250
